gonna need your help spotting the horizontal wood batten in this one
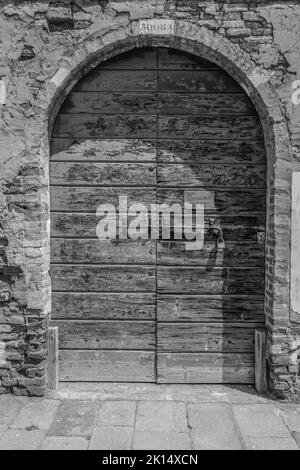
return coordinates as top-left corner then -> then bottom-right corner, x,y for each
50,139 -> 157,161
71,70 -> 242,93
157,240 -> 265,267
158,115 -> 262,140
50,162 -> 157,186
157,322 -> 261,353
51,238 -> 264,267
52,320 -> 156,350
51,238 -> 156,264
60,92 -> 255,116
157,353 -> 255,383
157,266 -> 265,294
52,292 -> 156,320
157,48 -> 221,70
157,163 -> 265,188
51,264 -> 156,292
158,93 -> 255,115
52,114 -> 157,139
157,70 -> 242,93
59,350 -> 156,382
52,114 -> 262,140
157,294 -> 264,322
50,186 -> 265,212
51,213 -> 265,238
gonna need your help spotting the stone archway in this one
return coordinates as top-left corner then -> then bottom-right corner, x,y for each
28,19 -> 291,396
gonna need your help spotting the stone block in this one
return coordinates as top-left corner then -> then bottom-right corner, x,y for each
135,401 -> 188,433
226,27 -> 251,37
10,398 -> 59,430
0,395 -> 22,424
40,436 -> 89,450
48,400 -> 100,436
89,425 -> 133,450
244,437 -> 298,450
96,401 -> 137,427
188,403 -> 242,450
233,404 -> 291,438
0,429 -> 46,450
133,431 -> 191,450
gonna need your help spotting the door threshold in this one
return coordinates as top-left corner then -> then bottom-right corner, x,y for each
46,382 -> 270,404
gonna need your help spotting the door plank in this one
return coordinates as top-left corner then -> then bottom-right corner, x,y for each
158,70 -> 242,92
158,93 -> 255,115
157,266 -> 265,294
51,265 -> 156,292
157,140 -> 265,164
52,114 -> 157,139
51,239 -> 156,264
59,350 -> 156,382
157,189 -> 266,213
50,187 -> 156,211
50,139 -> 157,162
99,47 -> 157,70
52,292 -> 156,320
52,320 -> 156,350
51,188 -> 264,214
73,69 -> 157,92
157,353 -> 254,383
158,116 -> 262,140
157,322 -> 259,352
50,162 -> 157,186
157,240 -> 265,267
157,295 -> 264,323
158,48 -> 221,70
51,213 -> 265,239
157,164 -> 265,188
61,92 -> 157,114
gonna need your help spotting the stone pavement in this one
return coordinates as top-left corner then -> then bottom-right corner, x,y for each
0,384 -> 299,450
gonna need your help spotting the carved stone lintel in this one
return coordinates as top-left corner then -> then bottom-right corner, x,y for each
138,19 -> 175,36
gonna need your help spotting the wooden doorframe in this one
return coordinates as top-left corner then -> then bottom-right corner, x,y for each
41,20 -> 291,392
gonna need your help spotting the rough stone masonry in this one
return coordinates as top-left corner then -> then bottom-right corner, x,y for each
0,0 -> 300,400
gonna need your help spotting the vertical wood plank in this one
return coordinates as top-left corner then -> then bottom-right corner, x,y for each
48,326 -> 58,390
255,329 -> 267,394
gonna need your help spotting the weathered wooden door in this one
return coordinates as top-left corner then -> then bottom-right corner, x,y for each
50,47 -> 266,383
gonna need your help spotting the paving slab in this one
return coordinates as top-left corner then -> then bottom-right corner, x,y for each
135,401 -> 188,432
244,437 -> 299,450
97,400 -> 136,426
0,387 -> 299,450
276,404 -> 300,433
0,429 -> 46,450
292,431 -> 300,447
40,436 -> 89,450
233,404 -> 291,438
89,425 -> 133,450
0,424 -> 8,438
49,400 -> 100,436
133,431 -> 191,450
188,403 -> 242,450
0,395 -> 23,424
10,399 -> 59,431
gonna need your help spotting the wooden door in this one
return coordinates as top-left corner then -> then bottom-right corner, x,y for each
50,47 -> 266,383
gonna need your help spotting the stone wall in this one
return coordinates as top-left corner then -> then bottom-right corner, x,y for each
0,0 -> 299,399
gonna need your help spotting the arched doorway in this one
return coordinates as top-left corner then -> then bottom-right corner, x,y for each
49,47 -> 266,384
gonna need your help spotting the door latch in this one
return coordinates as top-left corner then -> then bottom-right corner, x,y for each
209,219 -> 225,249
